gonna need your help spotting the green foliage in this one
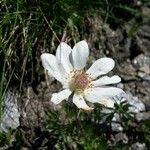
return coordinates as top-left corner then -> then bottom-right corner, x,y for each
45,104 -> 110,149
12,129 -> 24,149
0,131 -> 11,146
132,120 -> 150,145
114,101 -> 134,129
111,142 -> 129,150
45,100 -> 150,149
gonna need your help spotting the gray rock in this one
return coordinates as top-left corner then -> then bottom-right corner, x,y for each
135,111 -> 150,122
0,90 -> 20,132
136,24 -> 150,53
129,142 -> 147,150
118,62 -> 137,80
114,92 -> 145,113
138,72 -> 150,81
133,54 -> 150,80
111,113 -> 123,132
133,54 -> 150,68
114,132 -> 128,144
126,92 -> 145,113
101,92 -> 145,132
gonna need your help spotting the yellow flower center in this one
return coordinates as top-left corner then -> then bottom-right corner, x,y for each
69,70 -> 92,94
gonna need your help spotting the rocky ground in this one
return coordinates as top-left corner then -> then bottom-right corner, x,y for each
1,11 -> 150,150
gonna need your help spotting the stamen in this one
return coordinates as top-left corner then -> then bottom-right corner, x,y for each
69,70 -> 92,94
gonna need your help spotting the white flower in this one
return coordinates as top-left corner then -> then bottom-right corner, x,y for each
41,40 -> 125,110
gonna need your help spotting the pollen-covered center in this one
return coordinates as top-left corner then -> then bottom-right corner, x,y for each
70,70 -> 91,93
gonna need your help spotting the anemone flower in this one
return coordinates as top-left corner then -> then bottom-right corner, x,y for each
41,40 -> 124,110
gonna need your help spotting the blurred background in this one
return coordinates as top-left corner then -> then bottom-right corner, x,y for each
0,0 -> 150,149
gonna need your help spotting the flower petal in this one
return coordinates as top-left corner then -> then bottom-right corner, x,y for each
51,89 -> 71,104
84,87 -> 125,108
71,40 -> 89,69
86,58 -> 115,79
92,75 -> 121,87
73,94 -> 93,110
41,53 -> 66,84
56,42 -> 73,73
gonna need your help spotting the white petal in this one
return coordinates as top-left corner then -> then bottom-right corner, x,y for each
92,75 -> 121,87
84,87 -> 125,108
41,53 -> 67,84
71,40 -> 89,69
73,94 -> 93,110
99,98 -> 114,108
86,58 -> 115,79
51,89 -> 71,104
56,42 -> 73,73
